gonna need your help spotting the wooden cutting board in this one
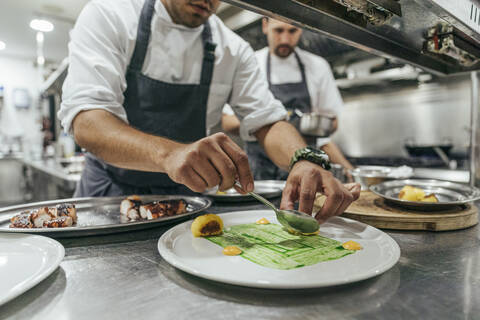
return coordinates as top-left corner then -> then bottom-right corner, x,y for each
314,191 -> 478,231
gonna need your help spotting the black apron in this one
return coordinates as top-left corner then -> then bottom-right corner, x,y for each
246,51 -> 312,181
74,0 -> 216,197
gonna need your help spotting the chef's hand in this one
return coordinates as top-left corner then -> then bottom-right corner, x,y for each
164,133 -> 254,193
280,160 -> 361,224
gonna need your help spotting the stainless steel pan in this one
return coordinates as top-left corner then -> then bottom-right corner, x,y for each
294,109 -> 337,137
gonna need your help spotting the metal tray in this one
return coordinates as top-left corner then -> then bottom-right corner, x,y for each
0,195 -> 211,238
370,179 -> 480,210
203,180 -> 285,202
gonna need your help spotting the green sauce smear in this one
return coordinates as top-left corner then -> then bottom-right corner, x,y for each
206,223 -> 355,270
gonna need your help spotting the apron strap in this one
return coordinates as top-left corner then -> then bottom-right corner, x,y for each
200,22 -> 216,86
266,49 -> 308,86
129,0 -> 156,72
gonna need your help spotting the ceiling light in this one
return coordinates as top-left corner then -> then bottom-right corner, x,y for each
0,41 -> 5,51
29,19 -> 54,32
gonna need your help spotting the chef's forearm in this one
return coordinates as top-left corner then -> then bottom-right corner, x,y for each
72,109 -> 176,172
221,114 -> 241,135
255,121 -> 307,171
321,142 -> 354,170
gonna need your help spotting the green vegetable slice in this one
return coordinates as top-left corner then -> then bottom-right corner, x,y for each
206,223 -> 354,270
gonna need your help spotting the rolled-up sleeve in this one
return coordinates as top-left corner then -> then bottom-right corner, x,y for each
228,45 -> 287,142
58,1 -> 129,134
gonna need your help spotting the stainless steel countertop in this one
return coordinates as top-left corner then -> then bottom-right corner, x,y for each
1,199 -> 479,320
19,157 -> 81,190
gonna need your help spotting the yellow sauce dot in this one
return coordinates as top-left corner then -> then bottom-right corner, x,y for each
223,246 -> 242,256
342,240 -> 362,251
256,218 -> 270,225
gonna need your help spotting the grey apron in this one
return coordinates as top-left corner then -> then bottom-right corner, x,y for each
74,0 -> 216,197
246,51 -> 312,180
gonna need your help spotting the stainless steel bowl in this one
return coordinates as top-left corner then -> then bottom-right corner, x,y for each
294,109 -> 337,137
299,113 -> 336,137
349,165 -> 413,190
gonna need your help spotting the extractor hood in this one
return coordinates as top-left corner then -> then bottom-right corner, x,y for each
222,0 -> 480,76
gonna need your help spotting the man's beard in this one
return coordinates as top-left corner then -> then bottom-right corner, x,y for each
274,44 -> 294,58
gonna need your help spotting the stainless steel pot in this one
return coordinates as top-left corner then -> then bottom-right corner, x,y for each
295,109 -> 337,137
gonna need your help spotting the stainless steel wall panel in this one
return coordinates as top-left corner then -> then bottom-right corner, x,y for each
332,78 -> 471,156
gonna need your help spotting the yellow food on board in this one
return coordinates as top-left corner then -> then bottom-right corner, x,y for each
398,186 -> 419,201
399,185 -> 438,202
222,246 -> 242,256
216,190 -> 226,195
342,240 -> 362,251
256,217 -> 270,225
191,214 -> 224,237
422,194 -> 439,203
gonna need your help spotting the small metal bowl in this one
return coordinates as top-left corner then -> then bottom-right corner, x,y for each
298,112 -> 336,137
349,166 -> 413,190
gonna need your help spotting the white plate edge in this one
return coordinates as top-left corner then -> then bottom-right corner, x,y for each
0,234 -> 65,306
157,211 -> 401,289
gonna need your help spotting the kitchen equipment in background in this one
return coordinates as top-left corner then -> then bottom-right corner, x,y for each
424,23 -> 480,68
404,139 -> 453,157
295,109 -> 337,137
404,138 -> 457,169
349,165 -> 413,190
370,179 -> 480,210
57,155 -> 85,174
315,191 -> 478,231
223,0 -> 480,75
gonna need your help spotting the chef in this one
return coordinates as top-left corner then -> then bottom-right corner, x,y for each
222,18 -> 354,180
59,0 -> 360,220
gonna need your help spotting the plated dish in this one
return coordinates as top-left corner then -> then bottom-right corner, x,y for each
0,233 -> 64,306
158,210 -> 400,289
203,180 -> 284,202
370,179 -> 480,210
0,195 -> 211,237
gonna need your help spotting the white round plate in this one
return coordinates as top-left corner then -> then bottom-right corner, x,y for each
158,210 -> 400,289
0,233 -> 65,306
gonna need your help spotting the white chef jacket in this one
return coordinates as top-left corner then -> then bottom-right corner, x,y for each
59,0 -> 287,142
223,46 -> 343,146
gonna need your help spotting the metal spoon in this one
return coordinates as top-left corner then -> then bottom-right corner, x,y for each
234,181 -> 319,234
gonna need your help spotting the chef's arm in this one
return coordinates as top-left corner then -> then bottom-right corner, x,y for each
72,109 -> 254,192
73,109 -> 177,172
221,114 -> 241,136
254,120 -> 306,170
321,142 -> 354,171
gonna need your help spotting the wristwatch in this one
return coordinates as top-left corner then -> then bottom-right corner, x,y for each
289,147 -> 331,171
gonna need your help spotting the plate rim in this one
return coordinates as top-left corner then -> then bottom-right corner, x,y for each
0,233 -> 65,306
157,210 -> 401,289
369,179 -> 480,207
0,195 -> 211,236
